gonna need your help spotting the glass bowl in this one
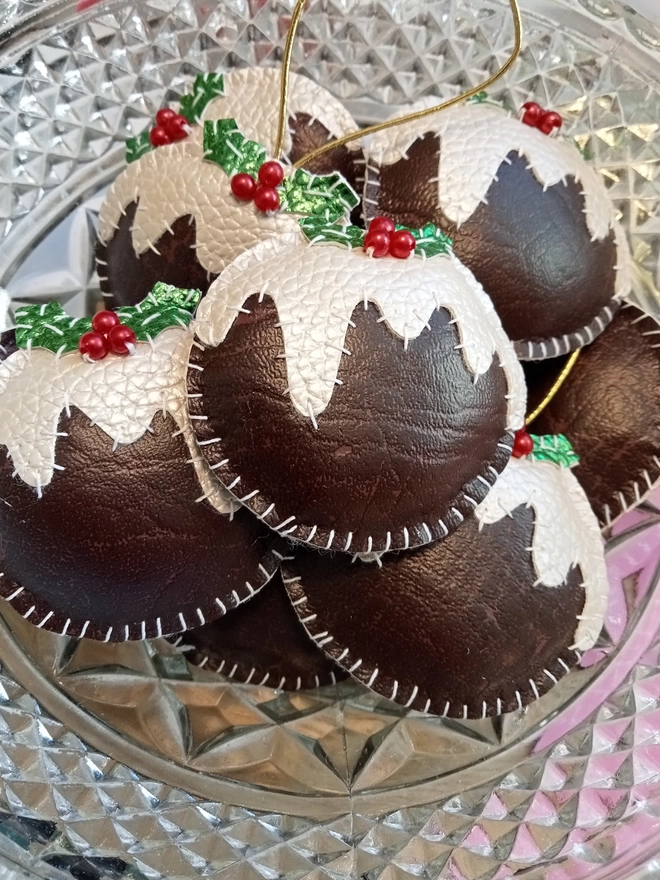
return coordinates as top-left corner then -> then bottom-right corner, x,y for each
2,1 -> 660,877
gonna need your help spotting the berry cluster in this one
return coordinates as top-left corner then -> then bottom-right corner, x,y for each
521,102 -> 563,136
230,161 -> 285,213
363,217 -> 416,259
149,109 -> 191,147
512,428 -> 535,459
78,311 -> 137,362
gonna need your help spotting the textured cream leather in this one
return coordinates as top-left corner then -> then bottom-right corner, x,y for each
366,99 -> 633,300
476,456 -> 608,651
97,68 -> 362,275
0,330 -> 233,514
194,232 -> 527,429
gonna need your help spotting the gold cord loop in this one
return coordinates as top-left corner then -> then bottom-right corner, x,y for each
288,0 -> 523,167
275,0 -> 309,160
526,349 -> 580,426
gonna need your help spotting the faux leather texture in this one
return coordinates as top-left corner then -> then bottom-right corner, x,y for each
174,572 -> 345,690
529,306 -> 660,524
188,295 -> 512,554
366,133 -> 619,356
284,505 -> 585,718
98,203 -> 215,309
0,409 -> 278,641
97,112 -> 365,308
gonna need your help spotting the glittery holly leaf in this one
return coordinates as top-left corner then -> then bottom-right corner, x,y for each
126,130 -> 152,164
529,434 -> 580,469
299,217 -> 453,258
280,169 -> 359,221
409,224 -> 453,258
203,118 -> 267,177
299,217 -> 366,248
468,91 -> 489,104
14,285 -> 201,356
179,73 -> 225,124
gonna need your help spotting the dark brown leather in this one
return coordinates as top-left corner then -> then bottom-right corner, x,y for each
187,295 -> 512,553
96,113 -> 365,307
530,307 -> 660,523
0,330 -> 16,361
284,506 -> 585,718
367,133 -> 618,349
97,202 -> 214,309
174,571 -> 346,689
0,408 -> 278,641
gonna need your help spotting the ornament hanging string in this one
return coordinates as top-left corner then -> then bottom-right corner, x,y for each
526,349 -> 580,426
274,0 -> 310,160
281,0 -> 523,167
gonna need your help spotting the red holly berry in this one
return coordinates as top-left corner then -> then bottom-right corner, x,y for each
79,332 -> 108,361
91,310 -> 120,335
231,173 -> 257,201
512,428 -> 535,458
369,216 -> 396,235
107,324 -> 137,356
254,185 -> 281,213
149,126 -> 171,147
164,113 -> 190,141
521,101 -> 543,127
363,230 -> 391,258
156,108 -> 176,127
258,161 -> 285,188
537,111 -> 563,136
389,229 -> 416,259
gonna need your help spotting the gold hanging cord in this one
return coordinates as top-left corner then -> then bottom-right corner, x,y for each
277,0 -> 523,167
525,349 -> 580,426
274,0 -> 311,159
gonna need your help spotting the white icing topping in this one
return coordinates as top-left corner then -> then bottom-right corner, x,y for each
0,330 -> 233,514
475,456 -> 608,651
195,232 -> 526,429
97,68 -> 361,276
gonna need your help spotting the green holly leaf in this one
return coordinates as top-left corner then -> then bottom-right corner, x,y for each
14,284 -> 201,356
116,283 -> 201,340
299,217 -> 365,249
14,303 -> 93,354
203,118 -> 266,177
180,73 -> 225,124
281,169 -> 359,221
126,130 -> 152,164
468,91 -> 489,104
407,224 -> 453,258
529,434 -> 580,469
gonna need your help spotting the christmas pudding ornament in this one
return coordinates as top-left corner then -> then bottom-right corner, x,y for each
362,98 -> 633,359
187,223 -> 526,554
0,286 -> 279,641
528,304 -> 660,526
96,67 -> 363,308
283,443 -> 608,718
172,572 -> 345,691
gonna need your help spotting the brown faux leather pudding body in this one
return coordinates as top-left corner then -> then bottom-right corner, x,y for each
285,506 -> 585,717
530,306 -> 660,522
366,133 -> 619,350
0,409 -> 277,640
187,295 -> 512,553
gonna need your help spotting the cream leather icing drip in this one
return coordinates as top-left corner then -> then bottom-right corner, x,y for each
368,101 -> 617,242
195,232 -> 527,429
0,329 -> 233,514
476,456 -> 608,651
97,68 -> 361,275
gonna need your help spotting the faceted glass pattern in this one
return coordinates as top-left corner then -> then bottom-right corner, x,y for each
2,0 -> 660,877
